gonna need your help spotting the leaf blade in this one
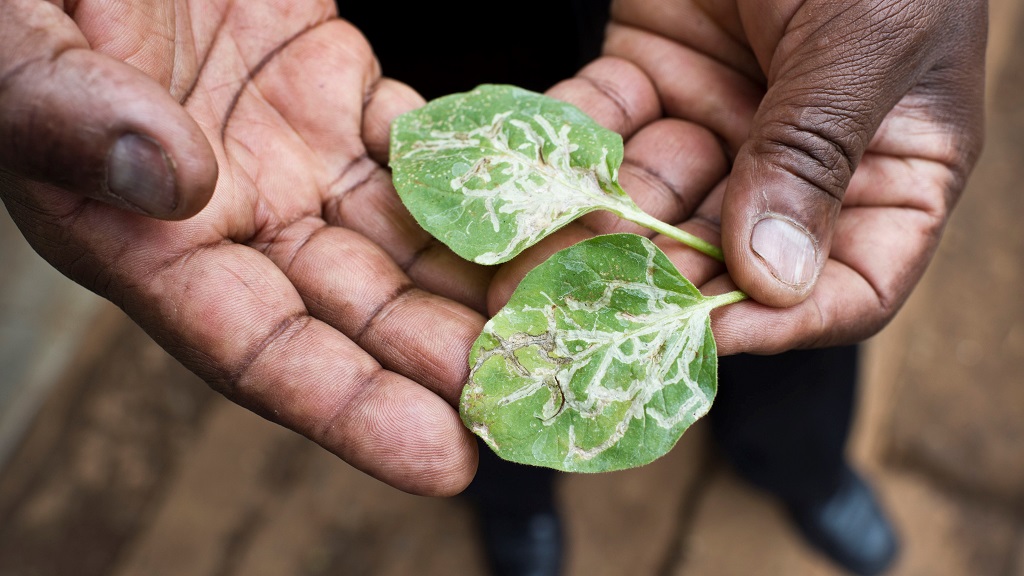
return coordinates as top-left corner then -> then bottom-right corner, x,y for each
389,84 -> 636,264
460,233 -> 719,472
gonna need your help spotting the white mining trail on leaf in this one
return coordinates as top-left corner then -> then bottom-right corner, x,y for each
474,240 -> 714,464
401,111 -> 623,265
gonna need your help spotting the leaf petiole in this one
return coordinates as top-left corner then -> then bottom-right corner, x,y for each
606,191 -> 729,261
611,204 -> 726,262
705,289 -> 748,309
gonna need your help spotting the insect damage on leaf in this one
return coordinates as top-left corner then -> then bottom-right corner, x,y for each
389,84 -> 746,473
389,84 -> 637,265
460,234 -> 740,473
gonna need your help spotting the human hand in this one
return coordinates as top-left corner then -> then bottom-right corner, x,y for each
0,0 -> 494,495
491,0 -> 987,355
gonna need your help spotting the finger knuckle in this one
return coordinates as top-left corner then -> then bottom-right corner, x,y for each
756,108 -> 864,201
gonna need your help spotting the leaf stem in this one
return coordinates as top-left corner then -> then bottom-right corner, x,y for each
612,204 -> 725,262
705,290 -> 748,309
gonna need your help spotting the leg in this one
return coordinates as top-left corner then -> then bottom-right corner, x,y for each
464,443 -> 562,576
465,440 -> 559,513
710,345 -> 898,576
711,345 -> 858,507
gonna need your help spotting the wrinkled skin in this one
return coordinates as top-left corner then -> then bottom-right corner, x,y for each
492,0 -> 987,354
0,0 -> 488,495
0,0 -> 986,494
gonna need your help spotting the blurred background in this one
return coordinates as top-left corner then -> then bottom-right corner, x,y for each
1,2 -> 1023,575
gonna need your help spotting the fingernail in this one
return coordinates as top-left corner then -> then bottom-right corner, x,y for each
107,133 -> 178,216
751,216 -> 817,286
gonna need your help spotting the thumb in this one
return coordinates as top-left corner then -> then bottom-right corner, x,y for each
0,1 -> 217,220
722,0 -> 942,307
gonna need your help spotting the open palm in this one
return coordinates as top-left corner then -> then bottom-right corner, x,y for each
1,0 -> 495,495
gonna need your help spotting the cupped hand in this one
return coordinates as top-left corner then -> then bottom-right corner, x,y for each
0,0 -> 499,495
492,0 -> 987,355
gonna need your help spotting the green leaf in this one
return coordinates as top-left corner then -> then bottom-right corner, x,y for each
460,234 -> 742,472
389,84 -> 638,265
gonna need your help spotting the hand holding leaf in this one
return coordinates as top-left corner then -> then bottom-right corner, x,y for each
390,84 -> 722,265
391,84 -> 743,472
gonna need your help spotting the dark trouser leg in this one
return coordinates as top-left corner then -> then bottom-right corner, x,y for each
709,345 -> 859,507
710,345 -> 898,575
464,442 -> 563,576
465,440 -> 558,513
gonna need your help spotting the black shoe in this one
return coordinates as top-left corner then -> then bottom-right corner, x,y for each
788,466 -> 899,576
477,506 -> 563,576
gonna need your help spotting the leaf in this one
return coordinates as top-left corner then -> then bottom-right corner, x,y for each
389,84 -> 642,265
460,233 -> 733,472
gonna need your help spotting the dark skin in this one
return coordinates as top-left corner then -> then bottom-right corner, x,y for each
0,0 -> 986,495
493,0 -> 988,352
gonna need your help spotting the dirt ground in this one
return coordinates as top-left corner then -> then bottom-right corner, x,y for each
2,3 -> 1023,575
